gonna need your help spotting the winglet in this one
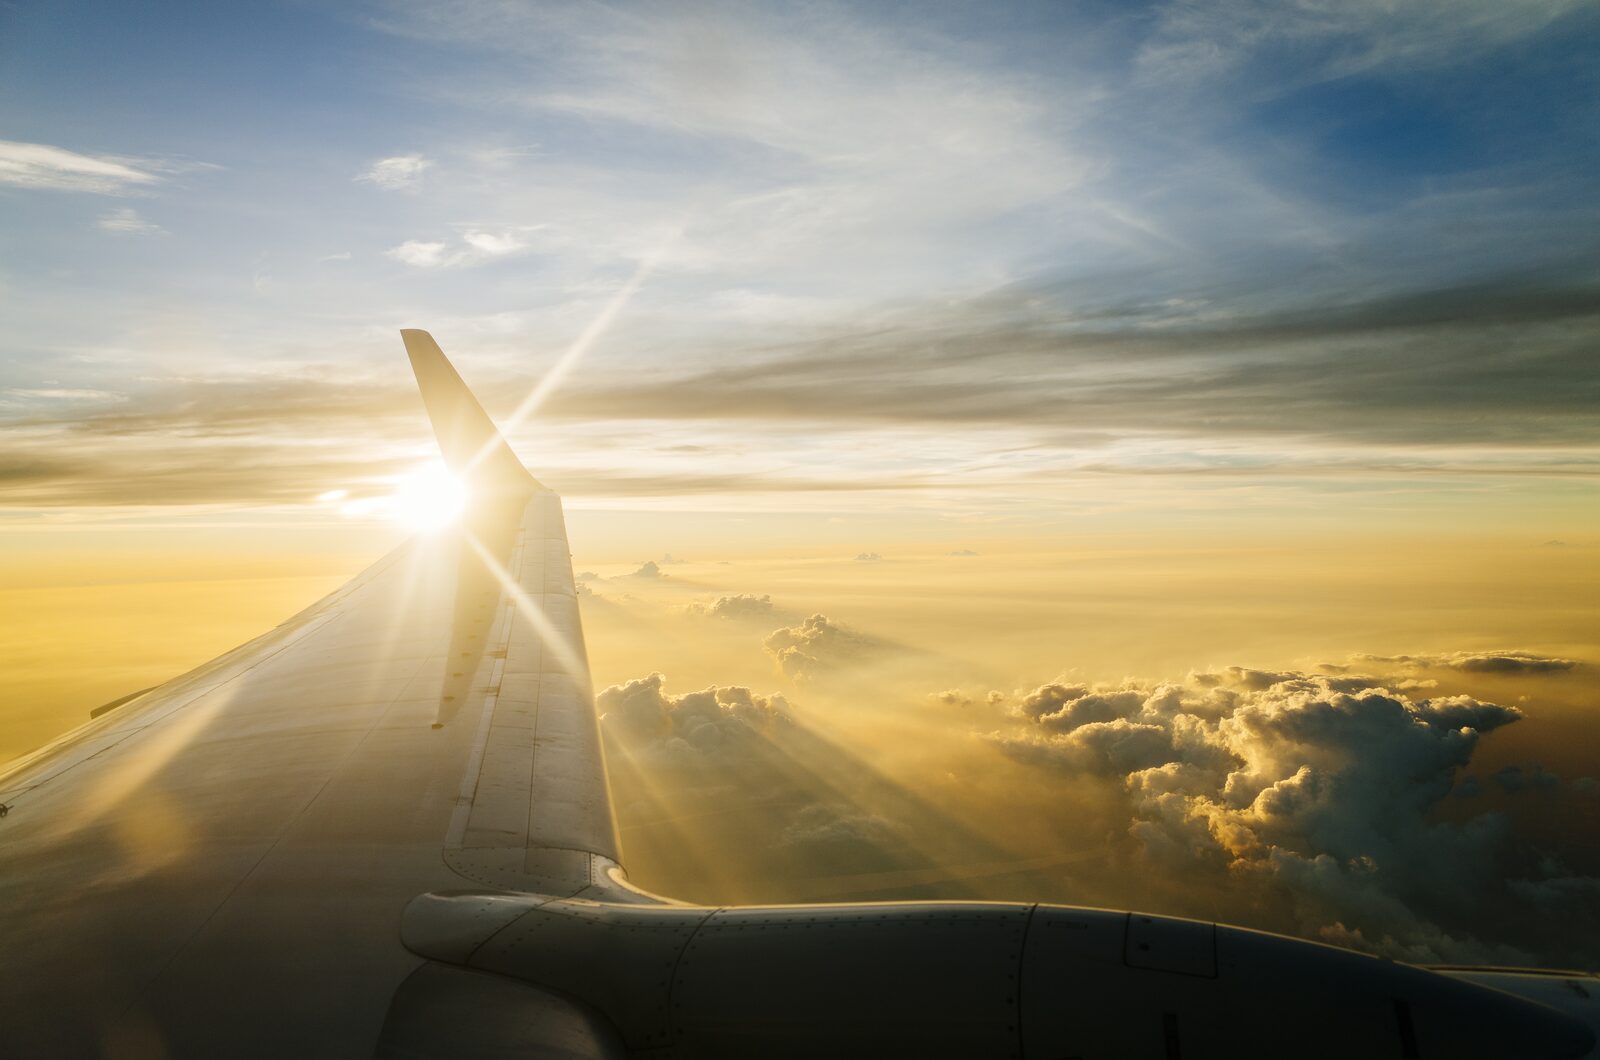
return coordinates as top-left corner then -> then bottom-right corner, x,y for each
401,329 -> 541,495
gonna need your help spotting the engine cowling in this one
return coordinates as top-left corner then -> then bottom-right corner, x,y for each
399,892 -> 1595,1058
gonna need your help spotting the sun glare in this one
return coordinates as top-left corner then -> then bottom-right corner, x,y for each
390,463 -> 468,530
337,462 -> 467,531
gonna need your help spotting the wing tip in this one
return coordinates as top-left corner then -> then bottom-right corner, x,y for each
400,329 -> 540,494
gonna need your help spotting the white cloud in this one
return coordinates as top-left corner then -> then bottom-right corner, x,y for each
97,207 -> 163,235
356,153 -> 433,190
461,229 -> 525,255
386,240 -> 448,268
385,229 -> 532,269
0,140 -> 164,194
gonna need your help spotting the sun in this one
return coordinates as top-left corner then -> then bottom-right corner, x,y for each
381,462 -> 468,532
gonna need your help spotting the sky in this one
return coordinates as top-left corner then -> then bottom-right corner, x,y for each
2,0 -> 1598,966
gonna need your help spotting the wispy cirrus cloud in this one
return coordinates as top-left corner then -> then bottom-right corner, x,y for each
1137,0 -> 1589,85
0,140 -> 165,194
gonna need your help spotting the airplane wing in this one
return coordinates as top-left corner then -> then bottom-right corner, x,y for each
0,332 -> 644,1058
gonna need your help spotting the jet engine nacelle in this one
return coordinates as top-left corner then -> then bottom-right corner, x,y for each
398,892 -> 1594,1059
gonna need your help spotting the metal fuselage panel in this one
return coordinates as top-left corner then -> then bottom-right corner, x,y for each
0,492 -> 629,1058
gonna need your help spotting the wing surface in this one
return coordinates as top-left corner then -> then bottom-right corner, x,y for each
0,331 -> 644,1058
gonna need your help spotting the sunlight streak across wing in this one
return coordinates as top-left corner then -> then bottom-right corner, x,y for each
465,528 -> 587,683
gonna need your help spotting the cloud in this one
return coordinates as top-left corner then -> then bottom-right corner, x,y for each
461,229 -> 525,255
949,549 -> 979,557
1354,650 -> 1579,674
854,552 -> 881,562
97,207 -> 163,235
538,276 -> 1600,452
0,366 -> 942,508
686,593 -> 774,620
356,153 -> 433,189
386,240 -> 449,268
1508,874 -> 1600,907
1137,0 -> 1586,86
6,7 -> 1596,518
0,139 -> 166,194
1492,763 -> 1561,793
596,672 -> 790,763
988,667 -> 1537,961
763,613 -> 874,681
777,804 -> 908,872
629,560 -> 663,579
368,0 -> 1098,297
385,229 -> 530,269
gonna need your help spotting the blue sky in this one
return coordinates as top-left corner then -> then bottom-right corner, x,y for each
1,0 -> 1597,521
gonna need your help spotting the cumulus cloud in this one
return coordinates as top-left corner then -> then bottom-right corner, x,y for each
763,613 -> 873,681
686,593 -> 774,620
0,139 -> 166,194
356,153 -> 432,189
1353,650 -> 1579,674
597,672 -> 790,762
629,560 -> 663,579
855,552 -> 882,562
988,667 -> 1538,961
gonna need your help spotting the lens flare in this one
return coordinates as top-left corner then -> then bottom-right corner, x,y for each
390,463 -> 467,530
339,462 -> 467,531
